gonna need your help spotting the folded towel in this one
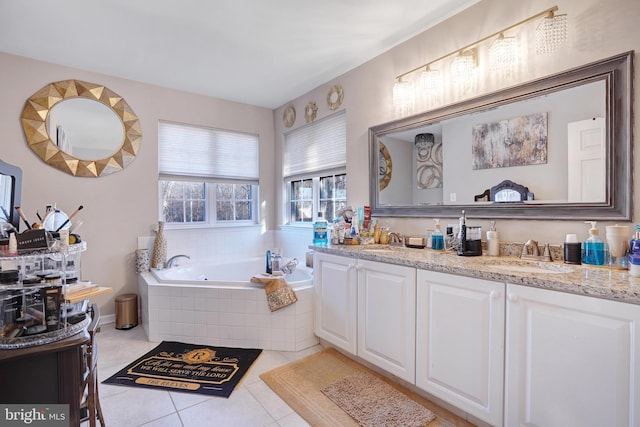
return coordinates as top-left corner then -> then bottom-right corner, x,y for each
250,276 -> 298,312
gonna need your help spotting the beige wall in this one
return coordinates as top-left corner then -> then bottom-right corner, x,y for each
1,0 -> 639,317
0,53 -> 275,316
275,0 -> 640,244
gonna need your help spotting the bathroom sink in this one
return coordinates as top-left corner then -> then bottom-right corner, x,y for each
490,262 -> 574,275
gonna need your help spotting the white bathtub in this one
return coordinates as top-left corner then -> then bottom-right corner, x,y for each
138,257 -> 318,351
150,257 -> 311,287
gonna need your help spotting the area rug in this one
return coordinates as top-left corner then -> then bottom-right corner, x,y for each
103,341 -> 262,398
260,347 -> 474,427
321,371 -> 436,427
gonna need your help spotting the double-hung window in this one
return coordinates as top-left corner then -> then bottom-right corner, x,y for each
158,121 -> 259,226
284,111 -> 347,224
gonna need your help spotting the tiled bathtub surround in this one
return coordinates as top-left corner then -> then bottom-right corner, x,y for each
138,274 -> 318,351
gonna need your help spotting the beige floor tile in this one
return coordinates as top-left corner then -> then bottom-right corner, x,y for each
245,380 -> 295,421
178,387 -> 275,427
139,413 -> 184,427
100,387 -> 176,426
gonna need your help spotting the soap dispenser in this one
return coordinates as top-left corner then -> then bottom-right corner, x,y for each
582,221 -> 607,266
431,219 -> 444,250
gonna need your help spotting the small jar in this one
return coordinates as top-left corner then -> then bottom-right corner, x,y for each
486,231 -> 500,256
564,233 -> 582,265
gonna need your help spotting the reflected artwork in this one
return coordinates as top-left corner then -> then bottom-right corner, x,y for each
471,112 -> 547,170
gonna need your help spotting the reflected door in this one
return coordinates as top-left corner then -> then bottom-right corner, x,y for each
567,118 -> 605,202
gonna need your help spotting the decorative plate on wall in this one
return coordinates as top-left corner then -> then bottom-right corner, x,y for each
327,85 -> 344,110
283,105 -> 296,128
305,101 -> 318,123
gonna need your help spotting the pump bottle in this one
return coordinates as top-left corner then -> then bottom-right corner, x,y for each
313,212 -> 329,246
431,219 -> 444,250
582,221 -> 607,266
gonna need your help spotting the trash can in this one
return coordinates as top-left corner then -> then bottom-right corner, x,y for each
115,293 -> 138,330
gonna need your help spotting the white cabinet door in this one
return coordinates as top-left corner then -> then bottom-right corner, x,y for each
357,259 -> 416,382
505,283 -> 640,427
416,270 -> 505,427
313,252 -> 358,354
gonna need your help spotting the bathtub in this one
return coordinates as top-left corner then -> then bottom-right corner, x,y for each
138,257 -> 318,351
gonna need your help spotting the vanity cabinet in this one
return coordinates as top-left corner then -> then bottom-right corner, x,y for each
416,270 -> 505,426
504,283 -> 640,427
314,252 -> 358,354
357,259 -> 415,382
313,253 -> 416,382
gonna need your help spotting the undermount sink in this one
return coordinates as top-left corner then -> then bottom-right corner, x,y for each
490,262 -> 574,275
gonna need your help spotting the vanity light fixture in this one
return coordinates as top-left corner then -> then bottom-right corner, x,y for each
418,65 -> 443,106
392,5 -> 566,111
535,10 -> 568,54
450,49 -> 477,85
489,33 -> 518,69
392,78 -> 413,115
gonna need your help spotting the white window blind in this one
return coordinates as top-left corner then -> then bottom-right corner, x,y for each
284,110 -> 346,178
159,121 -> 259,182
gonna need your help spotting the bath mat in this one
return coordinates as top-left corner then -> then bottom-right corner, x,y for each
103,341 -> 262,398
260,348 -> 474,427
321,371 -> 435,427
250,275 -> 297,311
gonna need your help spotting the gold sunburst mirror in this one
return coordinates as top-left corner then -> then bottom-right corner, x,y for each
21,79 -> 142,177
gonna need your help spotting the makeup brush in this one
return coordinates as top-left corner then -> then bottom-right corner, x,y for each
14,206 -> 32,230
55,205 -> 83,232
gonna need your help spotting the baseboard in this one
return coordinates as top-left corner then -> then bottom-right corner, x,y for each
100,313 -> 116,325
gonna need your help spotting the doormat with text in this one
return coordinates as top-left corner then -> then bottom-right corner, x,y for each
103,341 -> 262,398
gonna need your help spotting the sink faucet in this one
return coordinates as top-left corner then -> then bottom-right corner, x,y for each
388,232 -> 404,246
167,254 -> 190,268
521,240 -> 552,262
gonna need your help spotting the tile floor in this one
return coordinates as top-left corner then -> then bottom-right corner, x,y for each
90,322 -> 322,427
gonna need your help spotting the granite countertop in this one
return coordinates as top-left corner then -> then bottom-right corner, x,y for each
310,244 -> 640,306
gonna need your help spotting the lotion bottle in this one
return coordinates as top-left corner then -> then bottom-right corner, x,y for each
582,221 -> 607,266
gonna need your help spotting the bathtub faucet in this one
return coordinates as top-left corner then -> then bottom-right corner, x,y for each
281,258 -> 298,275
167,254 -> 190,268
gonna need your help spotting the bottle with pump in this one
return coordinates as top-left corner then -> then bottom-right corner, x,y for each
431,219 -> 444,250
582,221 -> 607,266
313,212 -> 329,246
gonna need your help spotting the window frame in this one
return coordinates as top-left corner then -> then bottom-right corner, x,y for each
285,170 -> 347,226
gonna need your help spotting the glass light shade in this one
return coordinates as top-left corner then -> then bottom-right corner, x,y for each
451,50 -> 476,84
418,67 -> 443,106
535,13 -> 568,54
392,79 -> 412,109
490,35 -> 517,69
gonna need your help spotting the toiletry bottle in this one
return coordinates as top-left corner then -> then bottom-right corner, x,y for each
8,232 -> 17,256
266,250 -> 272,274
457,210 -> 467,256
630,225 -> 640,255
487,221 -> 500,257
582,221 -> 607,266
313,212 -> 329,246
431,219 -> 444,251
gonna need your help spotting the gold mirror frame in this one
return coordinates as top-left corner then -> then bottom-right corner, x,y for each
21,79 -> 142,177
379,142 -> 392,190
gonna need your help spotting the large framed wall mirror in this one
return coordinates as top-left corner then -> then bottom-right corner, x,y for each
369,51 -> 633,220
21,79 -> 142,177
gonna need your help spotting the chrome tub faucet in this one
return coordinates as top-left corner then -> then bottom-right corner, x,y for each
167,254 -> 190,268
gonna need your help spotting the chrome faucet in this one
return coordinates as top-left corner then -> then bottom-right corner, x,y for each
166,254 -> 190,268
521,240 -> 552,262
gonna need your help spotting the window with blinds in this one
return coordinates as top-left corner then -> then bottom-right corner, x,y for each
284,111 -> 347,224
158,121 -> 259,225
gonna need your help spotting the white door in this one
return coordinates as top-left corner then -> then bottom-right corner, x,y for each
357,259 -> 416,382
416,270 -> 505,426
567,117 -> 605,202
505,283 -> 640,427
313,253 -> 358,354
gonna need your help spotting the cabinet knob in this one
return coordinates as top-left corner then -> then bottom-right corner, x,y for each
508,293 -> 519,302
348,264 -> 357,270
490,291 -> 501,300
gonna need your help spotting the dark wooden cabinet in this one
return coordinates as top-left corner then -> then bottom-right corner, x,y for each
0,304 -> 102,427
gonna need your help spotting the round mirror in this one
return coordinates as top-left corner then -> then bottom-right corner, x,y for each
20,79 -> 142,177
47,98 -> 125,160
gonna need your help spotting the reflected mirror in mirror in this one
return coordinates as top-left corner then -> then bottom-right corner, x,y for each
369,52 -> 632,220
47,98 -> 125,160
0,159 -> 22,232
